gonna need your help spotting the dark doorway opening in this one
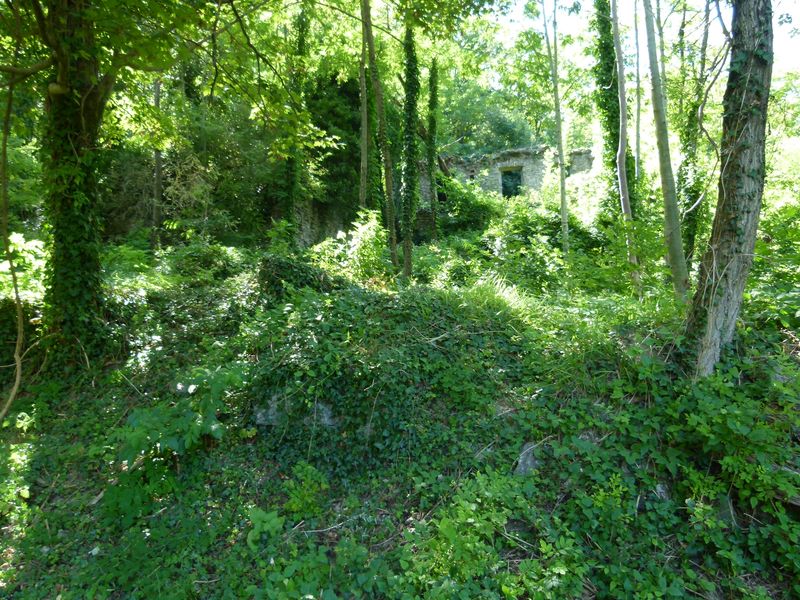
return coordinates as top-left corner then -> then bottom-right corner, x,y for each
501,167 -> 523,197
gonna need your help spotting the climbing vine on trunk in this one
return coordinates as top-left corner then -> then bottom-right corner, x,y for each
592,0 -> 640,221
426,58 -> 438,240
687,0 -> 773,376
401,23 -> 420,278
43,4 -> 115,353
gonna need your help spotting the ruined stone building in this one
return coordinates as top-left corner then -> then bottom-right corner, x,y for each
422,146 -> 594,201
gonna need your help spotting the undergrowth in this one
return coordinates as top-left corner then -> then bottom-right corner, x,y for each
1,196 -> 798,599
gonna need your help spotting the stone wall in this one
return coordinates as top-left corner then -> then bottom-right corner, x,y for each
442,147 -> 548,198
422,146 -> 594,202
295,198 -> 351,248
568,148 -> 593,175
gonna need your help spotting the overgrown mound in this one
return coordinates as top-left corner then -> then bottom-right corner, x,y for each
247,281 -> 533,472
258,252 -> 349,300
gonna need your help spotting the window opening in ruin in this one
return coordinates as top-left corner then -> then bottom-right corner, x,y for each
501,167 -> 523,197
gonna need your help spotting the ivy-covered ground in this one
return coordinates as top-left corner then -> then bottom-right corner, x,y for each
1,197 -> 799,599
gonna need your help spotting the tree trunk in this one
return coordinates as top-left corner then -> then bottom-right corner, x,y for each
611,0 -> 641,287
401,24 -> 419,278
0,50 -> 24,423
542,0 -> 569,256
655,0 -> 667,95
426,59 -> 438,240
678,0 -> 711,270
677,0 -> 687,118
283,3 -> 310,232
687,0 -> 773,377
643,0 -> 689,299
358,21 -> 369,209
152,78 -> 163,249
634,0 -> 641,180
592,0 -> 639,220
361,0 -> 398,267
44,1 -> 114,351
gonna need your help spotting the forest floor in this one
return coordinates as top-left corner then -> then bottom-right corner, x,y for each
1,215 -> 799,599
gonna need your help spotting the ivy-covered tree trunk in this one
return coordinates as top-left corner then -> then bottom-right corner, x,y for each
643,0 -> 689,299
284,2 -> 310,231
592,0 -> 639,220
426,59 -> 438,240
361,0 -> 398,266
44,1 -> 115,351
401,24 -> 420,278
687,0 -> 773,377
152,78 -> 163,249
359,21 -> 369,209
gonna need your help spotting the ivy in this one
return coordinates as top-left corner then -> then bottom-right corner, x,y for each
591,0 -> 642,221
426,58 -> 439,238
401,23 -> 421,277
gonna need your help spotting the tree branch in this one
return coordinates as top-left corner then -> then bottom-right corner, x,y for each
0,56 -> 53,75
26,0 -> 54,47
312,0 -> 402,43
227,0 -> 302,111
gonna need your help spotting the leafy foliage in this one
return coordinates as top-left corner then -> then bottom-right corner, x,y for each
0,0 -> 797,597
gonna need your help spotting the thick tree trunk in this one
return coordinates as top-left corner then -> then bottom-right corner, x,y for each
359,22 -> 369,209
542,0 -> 569,256
44,1 -> 114,350
611,0 -> 640,287
687,0 -> 773,377
643,0 -> 689,299
361,0 -> 398,267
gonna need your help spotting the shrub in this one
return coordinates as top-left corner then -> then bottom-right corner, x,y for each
166,238 -> 248,282
482,198 -> 563,292
257,253 -> 348,301
309,210 -> 391,283
438,176 -> 503,235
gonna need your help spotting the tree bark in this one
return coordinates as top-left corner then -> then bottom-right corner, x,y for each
358,20 -> 369,209
687,0 -> 773,377
0,45 -> 24,424
44,0 -> 115,350
655,0 -> 667,95
426,59 -> 438,240
152,78 -> 163,249
361,0 -> 398,267
611,0 -> 641,287
283,2 -> 310,232
643,0 -> 689,299
542,0 -> 569,256
678,0 -> 711,270
592,0 -> 639,220
634,0 -> 641,180
400,24 -> 419,278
